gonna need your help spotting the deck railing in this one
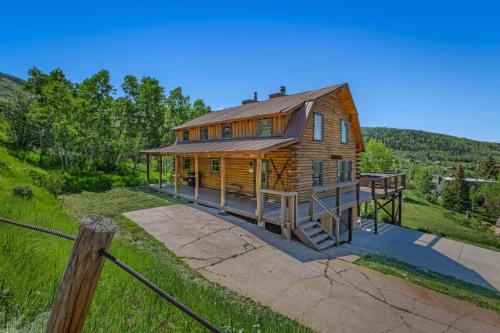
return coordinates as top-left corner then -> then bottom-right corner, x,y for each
360,172 -> 406,199
259,189 -> 298,240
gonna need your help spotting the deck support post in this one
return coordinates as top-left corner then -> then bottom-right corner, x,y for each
146,154 -> 150,187
255,157 -> 264,227
398,191 -> 403,225
220,157 -> 226,209
348,208 -> 353,243
280,195 -> 291,240
308,189 -> 315,219
194,155 -> 199,200
173,155 -> 178,195
158,156 -> 163,190
374,199 -> 378,234
391,195 -> 396,223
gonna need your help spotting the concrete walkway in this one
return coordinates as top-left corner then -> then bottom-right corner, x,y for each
124,204 -> 500,333
341,220 -> 500,291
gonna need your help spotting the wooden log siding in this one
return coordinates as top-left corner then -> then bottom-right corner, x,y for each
176,114 -> 289,142
292,94 -> 359,201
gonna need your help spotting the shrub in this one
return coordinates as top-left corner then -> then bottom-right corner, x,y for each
28,169 -> 66,195
12,185 -> 33,199
64,174 -> 113,192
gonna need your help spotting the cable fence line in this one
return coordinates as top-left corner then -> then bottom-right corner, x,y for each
0,215 -> 221,333
0,216 -> 76,241
100,249 -> 222,333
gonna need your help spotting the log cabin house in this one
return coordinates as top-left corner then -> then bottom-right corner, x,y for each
141,84 -> 405,251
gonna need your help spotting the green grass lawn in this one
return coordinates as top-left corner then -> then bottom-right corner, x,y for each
0,146 -> 312,332
356,254 -> 500,313
402,190 -> 499,252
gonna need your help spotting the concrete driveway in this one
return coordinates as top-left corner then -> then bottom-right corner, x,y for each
124,204 -> 500,333
342,220 -> 500,291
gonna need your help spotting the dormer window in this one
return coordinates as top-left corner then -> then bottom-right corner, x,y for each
182,130 -> 189,142
258,118 -> 272,137
200,127 -> 208,141
221,124 -> 232,139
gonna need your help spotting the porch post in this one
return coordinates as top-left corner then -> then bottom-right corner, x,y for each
158,155 -> 163,190
220,157 -> 226,208
255,157 -> 263,227
195,155 -> 199,200
146,154 -> 150,187
174,155 -> 178,194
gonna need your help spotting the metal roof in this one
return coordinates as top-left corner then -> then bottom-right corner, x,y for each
174,84 -> 344,129
140,137 -> 297,155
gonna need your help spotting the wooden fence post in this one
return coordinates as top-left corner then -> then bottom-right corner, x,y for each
45,215 -> 116,333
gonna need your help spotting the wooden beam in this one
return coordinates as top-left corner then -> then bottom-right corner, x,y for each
146,154 -> 150,186
255,157 -> 263,224
174,156 -> 178,194
220,157 -> 226,208
398,192 -> 403,225
374,199 -> 378,234
391,195 -> 396,224
159,156 -> 163,189
194,155 -> 199,199
45,216 -> 116,333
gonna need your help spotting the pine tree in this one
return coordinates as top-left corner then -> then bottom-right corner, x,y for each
476,156 -> 498,179
454,164 -> 470,212
441,164 -> 470,212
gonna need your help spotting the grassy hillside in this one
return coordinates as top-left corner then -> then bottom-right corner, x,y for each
0,146 -> 311,332
0,72 -> 23,99
402,190 -> 499,251
362,127 -> 500,164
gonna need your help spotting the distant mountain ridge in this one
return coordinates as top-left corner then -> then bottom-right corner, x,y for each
0,72 -> 23,99
362,127 -> 500,164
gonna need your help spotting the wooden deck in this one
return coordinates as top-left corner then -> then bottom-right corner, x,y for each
147,183 -> 381,224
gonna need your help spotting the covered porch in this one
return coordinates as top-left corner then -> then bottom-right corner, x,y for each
146,182 -> 374,225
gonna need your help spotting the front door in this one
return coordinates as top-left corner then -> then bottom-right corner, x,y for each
261,159 -> 269,190
253,159 -> 269,196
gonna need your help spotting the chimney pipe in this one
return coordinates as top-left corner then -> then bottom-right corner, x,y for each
280,86 -> 286,95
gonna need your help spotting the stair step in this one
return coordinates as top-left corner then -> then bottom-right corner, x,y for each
318,239 -> 335,250
305,226 -> 323,238
311,233 -> 329,244
297,221 -> 317,230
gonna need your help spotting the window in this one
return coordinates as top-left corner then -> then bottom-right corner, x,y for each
337,160 -> 352,183
312,160 -> 323,186
183,158 -> 191,170
210,159 -> 220,173
341,120 -> 348,144
258,118 -> 272,137
313,113 -> 323,141
200,127 -> 208,141
182,130 -> 189,142
221,124 -> 232,139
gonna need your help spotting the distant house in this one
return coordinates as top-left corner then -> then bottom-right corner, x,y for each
141,84 -> 405,250
434,176 -> 496,193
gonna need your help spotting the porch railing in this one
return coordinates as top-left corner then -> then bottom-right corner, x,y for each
259,189 -> 298,240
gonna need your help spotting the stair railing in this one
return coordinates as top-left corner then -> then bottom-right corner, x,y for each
309,180 -> 360,246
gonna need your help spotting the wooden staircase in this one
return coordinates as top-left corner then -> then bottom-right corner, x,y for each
293,220 -> 336,251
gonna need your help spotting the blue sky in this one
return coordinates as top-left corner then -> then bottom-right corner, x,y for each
1,1 -> 499,142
